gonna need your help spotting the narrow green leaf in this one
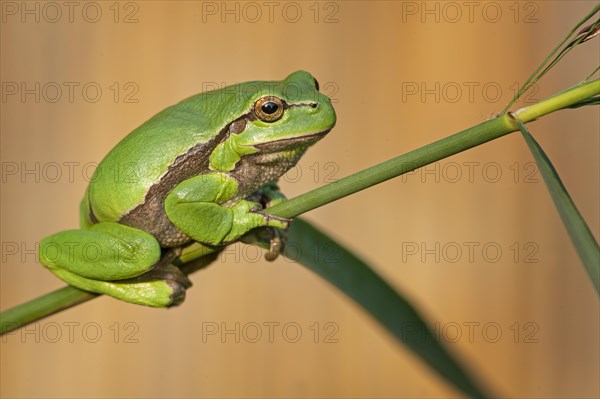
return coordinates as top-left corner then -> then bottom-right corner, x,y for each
567,95 -> 600,108
286,218 -> 489,398
502,3 -> 600,113
584,65 -> 600,81
510,115 -> 600,294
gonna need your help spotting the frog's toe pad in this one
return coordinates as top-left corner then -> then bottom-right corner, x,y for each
124,264 -> 192,307
165,279 -> 187,307
157,264 -> 193,289
242,226 -> 288,262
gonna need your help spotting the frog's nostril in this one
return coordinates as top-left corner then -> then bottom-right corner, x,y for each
310,103 -> 318,109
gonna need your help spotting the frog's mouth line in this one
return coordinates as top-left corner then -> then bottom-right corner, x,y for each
252,129 -> 331,153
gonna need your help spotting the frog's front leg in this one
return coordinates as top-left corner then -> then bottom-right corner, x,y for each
242,182 -> 289,261
165,173 -> 290,246
39,222 -> 188,307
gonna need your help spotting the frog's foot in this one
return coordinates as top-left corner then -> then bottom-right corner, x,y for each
132,263 -> 192,289
141,248 -> 191,288
240,182 -> 290,261
241,225 -> 288,262
264,226 -> 287,262
124,248 -> 193,306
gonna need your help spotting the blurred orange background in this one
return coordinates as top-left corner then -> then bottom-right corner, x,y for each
1,1 -> 598,398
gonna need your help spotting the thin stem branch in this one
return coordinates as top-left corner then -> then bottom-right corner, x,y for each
501,3 -> 599,113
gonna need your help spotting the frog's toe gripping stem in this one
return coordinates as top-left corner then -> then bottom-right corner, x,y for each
264,227 -> 286,262
124,266 -> 190,307
125,250 -> 192,307
241,224 -> 290,262
239,182 -> 290,261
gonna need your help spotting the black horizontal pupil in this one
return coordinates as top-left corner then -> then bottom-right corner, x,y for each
261,101 -> 278,114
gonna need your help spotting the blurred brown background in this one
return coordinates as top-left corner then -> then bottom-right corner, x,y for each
1,1 -> 598,398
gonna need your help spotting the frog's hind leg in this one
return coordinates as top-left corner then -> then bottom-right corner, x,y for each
40,222 -> 188,307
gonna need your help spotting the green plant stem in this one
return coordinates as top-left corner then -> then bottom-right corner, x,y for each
0,287 -> 97,334
1,78 -> 598,335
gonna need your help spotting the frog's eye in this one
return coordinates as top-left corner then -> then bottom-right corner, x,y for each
255,96 -> 284,122
313,78 -> 320,92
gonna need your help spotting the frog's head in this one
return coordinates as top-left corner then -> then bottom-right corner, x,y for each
210,71 -> 336,173
235,71 -> 336,150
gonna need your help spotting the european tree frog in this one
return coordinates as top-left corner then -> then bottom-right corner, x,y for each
39,71 -> 336,307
